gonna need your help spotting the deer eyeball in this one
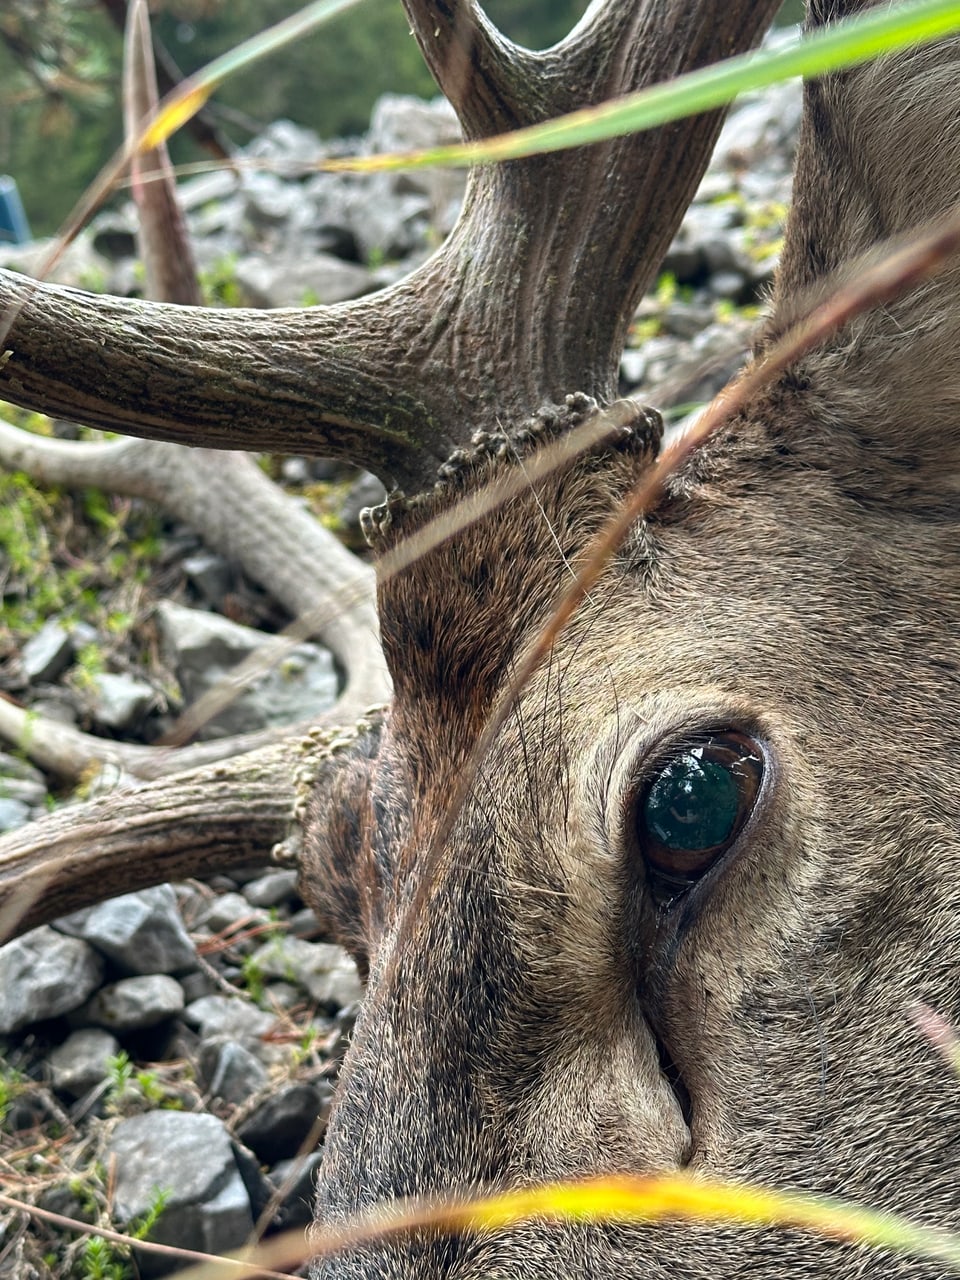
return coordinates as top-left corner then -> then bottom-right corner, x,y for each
637,730 -> 764,899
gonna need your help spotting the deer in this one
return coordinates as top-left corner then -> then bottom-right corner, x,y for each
0,0 -> 958,1274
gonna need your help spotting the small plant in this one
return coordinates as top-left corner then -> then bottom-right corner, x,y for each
104,1051 -> 134,1111
0,1065 -> 25,1129
76,1236 -> 128,1280
240,953 -> 267,1004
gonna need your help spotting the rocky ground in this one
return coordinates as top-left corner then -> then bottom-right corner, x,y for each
0,56 -> 800,1279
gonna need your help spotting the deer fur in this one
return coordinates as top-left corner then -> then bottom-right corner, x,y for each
299,7 -> 960,1276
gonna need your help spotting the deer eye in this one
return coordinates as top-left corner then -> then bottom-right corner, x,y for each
636,731 -> 764,899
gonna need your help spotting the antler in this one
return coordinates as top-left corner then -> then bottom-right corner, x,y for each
0,0 -> 779,489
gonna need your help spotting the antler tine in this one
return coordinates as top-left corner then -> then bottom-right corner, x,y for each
400,0 -> 539,134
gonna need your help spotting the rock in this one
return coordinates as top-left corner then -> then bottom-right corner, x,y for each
289,907 -> 323,941
27,693 -> 79,726
619,350 -> 647,386
0,235 -> 111,288
245,118 -> 327,169
182,552 -> 233,607
156,601 -> 338,738
79,975 -> 185,1032
195,891 -> 268,934
0,757 -> 49,809
0,927 -> 104,1033
176,167 -> 240,212
21,619 -> 74,682
269,1151 -> 324,1228
55,885 -> 197,975
108,1112 -> 254,1276
183,994 -> 276,1047
48,1027 -> 120,1097
242,869 -> 300,909
234,250 -> 375,308
249,937 -> 363,1010
236,1080 -> 333,1164
89,211 -> 138,261
199,1037 -> 269,1105
240,171 -> 301,228
90,672 -> 156,730
0,798 -> 31,832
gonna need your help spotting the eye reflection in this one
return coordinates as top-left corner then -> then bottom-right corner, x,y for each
636,731 -> 763,896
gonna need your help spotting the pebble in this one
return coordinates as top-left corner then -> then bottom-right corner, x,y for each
236,1080 -> 334,1164
199,1036 -> 269,1105
56,885 -> 197,975
48,1027 -> 121,1097
0,926 -> 104,1033
248,936 -> 364,1009
78,974 -> 185,1031
108,1111 -> 254,1271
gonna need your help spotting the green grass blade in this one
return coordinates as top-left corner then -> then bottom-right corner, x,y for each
140,0 -> 365,149
324,0 -> 960,172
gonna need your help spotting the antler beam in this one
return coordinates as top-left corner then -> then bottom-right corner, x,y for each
0,0 -> 779,489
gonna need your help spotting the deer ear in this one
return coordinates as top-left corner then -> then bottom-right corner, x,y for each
763,14 -> 960,509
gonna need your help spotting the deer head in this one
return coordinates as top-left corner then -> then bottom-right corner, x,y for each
0,1 -> 958,1276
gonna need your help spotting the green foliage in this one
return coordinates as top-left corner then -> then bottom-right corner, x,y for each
76,1236 -> 127,1280
72,1185 -> 169,1280
0,1 -> 121,236
199,253 -> 243,307
240,952 -> 267,1004
0,1064 -> 25,1129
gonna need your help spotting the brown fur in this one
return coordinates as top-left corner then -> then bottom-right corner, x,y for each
298,11 -> 960,1276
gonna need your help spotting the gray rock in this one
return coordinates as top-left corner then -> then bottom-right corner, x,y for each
176,167 -> 239,212
183,994 -> 276,1046
90,671 -> 155,730
249,937 -> 363,1009
89,212 -> 138,261
27,694 -> 79,726
0,774 -> 47,807
0,752 -> 47,790
55,885 -> 197,975
263,980 -> 304,1011
619,350 -> 647,386
242,869 -> 300,909
234,250 -> 374,308
195,891 -> 268,934
21,619 -> 74,681
182,552 -> 233,606
270,1151 -> 324,1227
245,118 -> 326,169
289,907 -> 323,940
199,1037 -> 269,1105
108,1111 -> 254,1276
0,797 -> 30,832
347,185 -> 431,263
240,171 -> 301,227
236,1080 -> 333,1164
48,1027 -> 120,1097
0,927 -> 104,1033
79,974 -> 184,1031
156,601 -> 338,738
710,270 -> 749,301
